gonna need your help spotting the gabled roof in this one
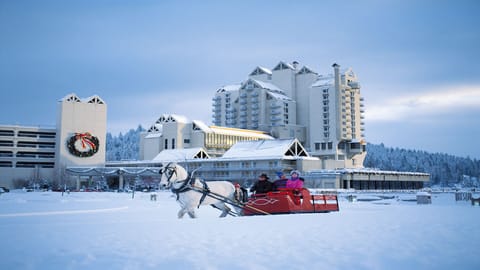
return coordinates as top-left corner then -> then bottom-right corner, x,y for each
152,148 -> 210,162
249,66 -> 272,76
272,61 -> 295,71
297,66 -> 318,75
192,120 -> 212,132
84,95 -> 105,105
266,90 -> 292,101
147,114 -> 190,133
61,93 -> 81,103
311,74 -> 334,87
240,78 -> 285,93
222,138 -> 310,159
216,84 -> 241,93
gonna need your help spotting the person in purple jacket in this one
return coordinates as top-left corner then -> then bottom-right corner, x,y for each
286,170 -> 304,189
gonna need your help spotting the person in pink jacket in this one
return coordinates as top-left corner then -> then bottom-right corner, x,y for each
286,170 -> 304,189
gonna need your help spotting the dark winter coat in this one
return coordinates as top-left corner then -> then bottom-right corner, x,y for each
273,179 -> 288,189
250,180 -> 274,194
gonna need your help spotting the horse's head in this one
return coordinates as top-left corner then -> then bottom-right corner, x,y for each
159,163 -> 188,188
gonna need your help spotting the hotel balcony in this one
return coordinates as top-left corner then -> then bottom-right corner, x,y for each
270,116 -> 282,122
348,81 -> 360,89
270,103 -> 281,109
271,109 -> 281,115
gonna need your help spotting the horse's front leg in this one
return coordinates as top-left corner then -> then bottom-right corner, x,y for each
187,210 -> 197,218
178,207 -> 188,219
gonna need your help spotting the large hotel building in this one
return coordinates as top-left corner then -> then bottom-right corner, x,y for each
212,62 -> 366,168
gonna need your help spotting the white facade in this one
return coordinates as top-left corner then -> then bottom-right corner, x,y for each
212,61 -> 366,169
139,114 -> 275,160
55,94 -> 107,171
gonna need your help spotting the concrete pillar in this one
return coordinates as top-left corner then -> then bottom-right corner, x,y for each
76,176 -> 80,191
119,174 -> 124,191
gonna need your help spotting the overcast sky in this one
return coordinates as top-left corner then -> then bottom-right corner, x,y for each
1,0 -> 479,159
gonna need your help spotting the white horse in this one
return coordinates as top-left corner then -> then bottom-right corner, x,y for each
159,163 -> 237,218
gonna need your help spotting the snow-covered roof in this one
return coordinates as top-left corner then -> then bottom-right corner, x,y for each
272,61 -> 295,71
192,120 -> 212,132
253,79 -> 282,92
249,66 -> 272,76
222,138 -> 310,159
297,66 -> 317,75
217,84 -> 241,93
144,132 -> 162,139
154,114 -> 189,124
241,78 -> 286,94
266,90 -> 292,101
152,148 -> 210,162
208,126 -> 274,139
311,75 -> 334,87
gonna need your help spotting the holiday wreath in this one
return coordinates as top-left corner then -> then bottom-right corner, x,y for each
66,132 -> 99,157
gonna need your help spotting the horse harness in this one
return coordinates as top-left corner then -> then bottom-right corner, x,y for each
161,164 -> 210,208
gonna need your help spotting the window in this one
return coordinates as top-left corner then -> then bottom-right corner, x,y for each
164,139 -> 168,149
184,139 -> 190,144
315,143 -> 320,150
328,142 -> 333,149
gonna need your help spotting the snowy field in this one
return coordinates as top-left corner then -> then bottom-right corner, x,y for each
0,190 -> 479,270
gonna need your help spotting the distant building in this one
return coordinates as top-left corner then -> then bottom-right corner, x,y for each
0,125 -> 56,188
212,62 -> 366,169
0,94 -> 107,189
139,114 -> 274,160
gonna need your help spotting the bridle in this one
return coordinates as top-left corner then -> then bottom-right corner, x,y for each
160,163 -> 194,193
160,163 -> 208,205
160,163 -> 180,188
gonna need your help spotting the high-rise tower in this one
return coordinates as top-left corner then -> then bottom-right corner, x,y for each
212,61 -> 366,168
